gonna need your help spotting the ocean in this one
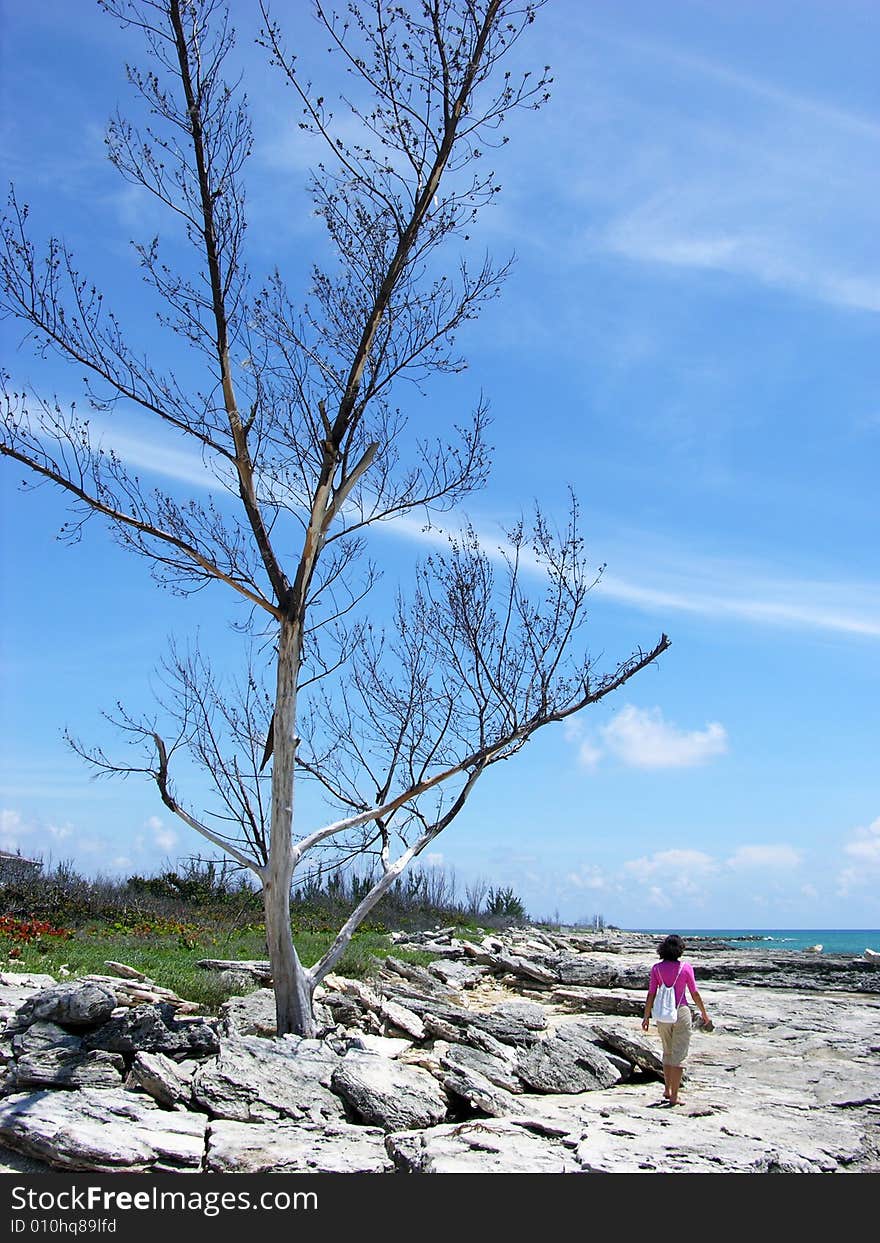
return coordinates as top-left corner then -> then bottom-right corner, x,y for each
633,929 -> 880,956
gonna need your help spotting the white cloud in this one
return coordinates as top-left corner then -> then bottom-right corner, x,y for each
603,204 -> 880,315
843,817 -> 880,865
599,30 -> 880,141
646,884 -> 672,910
424,852 -> 445,868
95,424 -> 234,492
596,570 -> 880,640
0,808 -> 30,849
46,822 -> 74,842
600,706 -> 727,769
148,818 -> 179,853
565,865 -> 609,891
624,849 -> 719,882
581,32 -> 880,314
66,420 -> 880,643
837,817 -> 880,895
726,844 -> 803,871
577,739 -> 603,769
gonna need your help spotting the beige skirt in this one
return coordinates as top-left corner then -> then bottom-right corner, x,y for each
656,1005 -> 693,1066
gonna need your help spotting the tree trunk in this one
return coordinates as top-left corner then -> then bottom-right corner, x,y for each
265,617 -> 314,1036
264,882 -> 314,1037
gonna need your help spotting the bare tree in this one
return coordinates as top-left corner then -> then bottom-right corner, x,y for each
1,0 -> 669,1035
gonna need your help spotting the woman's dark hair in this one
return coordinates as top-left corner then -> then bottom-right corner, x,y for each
658,934 -> 684,961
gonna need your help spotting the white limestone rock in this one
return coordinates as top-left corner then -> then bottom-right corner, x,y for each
192,1035 -> 345,1124
331,1050 -> 448,1131
387,1118 -> 582,1173
8,981 -> 118,1032
5,1047 -> 125,1091
516,1020 -> 622,1094
206,1118 -> 393,1173
440,1041 -> 522,1094
0,1087 -> 206,1172
125,1051 -> 193,1108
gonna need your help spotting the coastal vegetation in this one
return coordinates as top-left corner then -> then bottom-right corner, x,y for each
0,855 -> 534,1010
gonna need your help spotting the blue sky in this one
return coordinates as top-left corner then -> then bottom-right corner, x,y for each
1,1 -> 878,928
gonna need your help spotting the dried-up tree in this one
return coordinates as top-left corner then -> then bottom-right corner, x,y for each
1,0 -> 669,1034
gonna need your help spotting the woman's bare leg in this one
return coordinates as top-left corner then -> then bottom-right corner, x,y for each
667,1065 -> 683,1104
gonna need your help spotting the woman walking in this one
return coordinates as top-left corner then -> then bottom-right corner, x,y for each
642,934 -> 711,1106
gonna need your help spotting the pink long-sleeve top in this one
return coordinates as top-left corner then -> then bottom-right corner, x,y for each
649,959 -> 697,1009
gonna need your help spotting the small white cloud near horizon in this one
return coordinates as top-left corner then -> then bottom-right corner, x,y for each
1,808 -> 74,854
600,706 -> 728,769
843,817 -> 880,865
837,816 -> 880,895
645,884 -> 672,910
0,808 -> 31,852
726,844 -> 804,871
565,864 -> 609,891
624,849 -> 719,883
148,817 -> 179,854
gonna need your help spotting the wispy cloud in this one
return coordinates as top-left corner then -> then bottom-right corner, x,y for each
555,26 -> 880,313
93,422 -> 234,492
596,570 -> 880,640
93,420 -> 880,643
603,203 -> 880,314
603,33 -> 880,141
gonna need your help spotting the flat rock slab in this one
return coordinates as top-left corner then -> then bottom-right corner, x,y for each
516,1020 -> 622,1094
404,998 -> 543,1048
381,958 -> 458,999
592,1025 -> 664,1078
552,1087 -> 853,1173
218,989 -> 277,1038
192,1035 -> 345,1124
11,1020 -> 82,1055
428,961 -> 488,989
441,1066 -> 523,1118
0,972 -> 57,990
331,1051 -> 448,1132
387,1119 -> 582,1173
344,1034 -> 413,1058
5,1047 -> 125,1091
83,1005 -> 219,1061
8,981 -> 118,1032
441,1041 -> 521,1094
490,1000 -> 548,1031
126,1051 -> 193,1108
206,1119 -> 393,1174
0,973 -> 58,1027
551,988 -> 644,1017
379,998 -> 425,1040
0,1087 -> 206,1172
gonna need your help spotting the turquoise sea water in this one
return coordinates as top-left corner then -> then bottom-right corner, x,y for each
633,929 -> 880,956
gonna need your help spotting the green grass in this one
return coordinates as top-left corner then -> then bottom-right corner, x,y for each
0,918 -> 453,1011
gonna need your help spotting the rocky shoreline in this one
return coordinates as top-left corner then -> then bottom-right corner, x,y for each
1,927 -> 878,1174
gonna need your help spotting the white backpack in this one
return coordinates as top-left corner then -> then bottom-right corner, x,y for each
653,963 -> 682,1023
